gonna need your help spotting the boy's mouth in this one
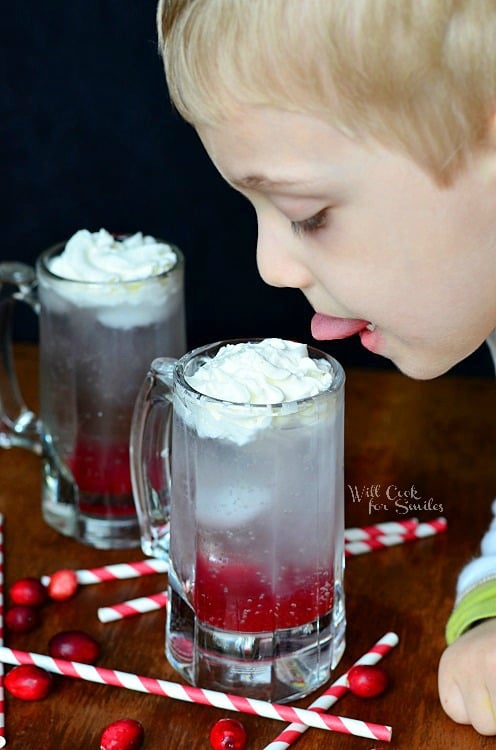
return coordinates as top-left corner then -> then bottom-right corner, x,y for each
311,313 -> 373,341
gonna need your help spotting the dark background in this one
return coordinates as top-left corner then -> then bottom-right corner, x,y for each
2,2 -> 492,376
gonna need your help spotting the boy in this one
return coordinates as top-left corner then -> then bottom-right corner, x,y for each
157,0 -> 496,734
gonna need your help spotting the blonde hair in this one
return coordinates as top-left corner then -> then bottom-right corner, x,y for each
157,0 -> 496,182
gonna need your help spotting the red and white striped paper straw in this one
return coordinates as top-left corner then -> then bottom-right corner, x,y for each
97,591 -> 168,623
41,558 -> 169,587
0,646 -> 392,742
344,517 -> 419,542
0,515 -> 5,748
345,517 -> 447,557
262,631 -> 399,750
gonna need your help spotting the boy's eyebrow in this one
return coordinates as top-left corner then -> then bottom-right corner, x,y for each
231,174 -> 296,189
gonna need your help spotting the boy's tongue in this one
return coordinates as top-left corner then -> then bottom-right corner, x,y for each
311,313 -> 369,340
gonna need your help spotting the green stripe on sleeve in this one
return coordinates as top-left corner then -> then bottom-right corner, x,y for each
446,579 -> 496,644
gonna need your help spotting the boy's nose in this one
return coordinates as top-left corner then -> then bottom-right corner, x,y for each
256,228 -> 312,290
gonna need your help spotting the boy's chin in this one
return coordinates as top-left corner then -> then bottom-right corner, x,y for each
392,353 -> 455,381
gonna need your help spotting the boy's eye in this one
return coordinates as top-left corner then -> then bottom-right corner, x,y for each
291,209 -> 328,236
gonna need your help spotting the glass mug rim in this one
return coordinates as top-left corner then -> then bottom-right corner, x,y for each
162,337 -> 345,411
37,236 -> 184,287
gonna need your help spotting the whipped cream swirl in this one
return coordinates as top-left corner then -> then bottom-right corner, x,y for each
48,228 -> 177,282
182,339 -> 336,444
41,228 -> 182,328
187,338 -> 333,404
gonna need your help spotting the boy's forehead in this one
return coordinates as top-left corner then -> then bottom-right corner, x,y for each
196,106 -> 370,191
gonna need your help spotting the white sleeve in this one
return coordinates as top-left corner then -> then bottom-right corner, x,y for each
456,499 -> 496,599
487,328 -> 496,373
455,331 -> 496,600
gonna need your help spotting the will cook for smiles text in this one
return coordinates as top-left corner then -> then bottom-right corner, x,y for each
347,483 -> 444,515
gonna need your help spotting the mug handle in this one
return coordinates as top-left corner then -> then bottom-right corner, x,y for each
0,262 -> 41,453
130,357 -> 176,560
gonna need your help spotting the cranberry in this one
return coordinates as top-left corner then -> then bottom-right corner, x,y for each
47,569 -> 79,601
4,664 -> 53,701
347,665 -> 389,698
5,605 -> 40,633
99,719 -> 144,750
9,577 -> 47,607
48,630 -> 100,664
209,718 -> 247,750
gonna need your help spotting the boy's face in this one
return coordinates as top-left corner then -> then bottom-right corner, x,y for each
197,107 -> 496,379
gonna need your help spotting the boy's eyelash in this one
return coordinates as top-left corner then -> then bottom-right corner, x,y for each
291,209 -> 328,236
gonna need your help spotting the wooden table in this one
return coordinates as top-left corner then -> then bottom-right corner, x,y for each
0,343 -> 494,749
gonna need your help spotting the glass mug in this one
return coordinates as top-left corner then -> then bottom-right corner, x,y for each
130,339 -> 346,702
0,238 -> 186,549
